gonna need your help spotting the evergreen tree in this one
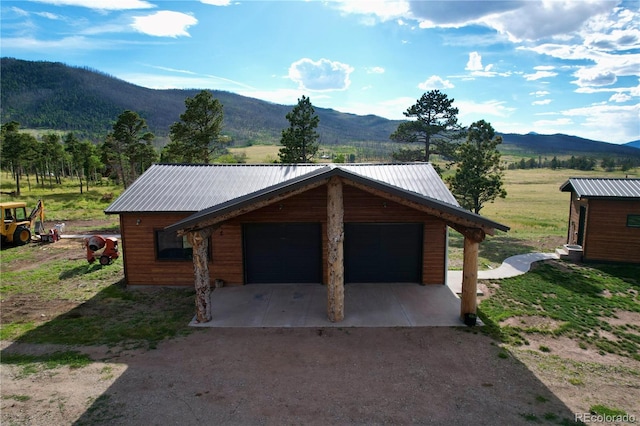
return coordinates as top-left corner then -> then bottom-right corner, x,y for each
1,121 -> 38,195
164,90 -> 226,163
278,95 -> 320,163
110,110 -> 156,188
390,90 -> 463,165
446,120 -> 506,214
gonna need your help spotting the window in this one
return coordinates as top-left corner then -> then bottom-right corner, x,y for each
627,214 -> 640,228
156,229 -> 193,260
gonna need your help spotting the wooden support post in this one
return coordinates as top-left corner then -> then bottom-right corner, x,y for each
327,176 -> 345,322
460,230 -> 482,320
187,228 -> 214,323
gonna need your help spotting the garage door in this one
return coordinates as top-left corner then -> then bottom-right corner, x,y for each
243,223 -> 322,284
345,223 -> 423,283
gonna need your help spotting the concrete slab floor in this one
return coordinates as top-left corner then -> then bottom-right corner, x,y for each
190,283 -> 473,328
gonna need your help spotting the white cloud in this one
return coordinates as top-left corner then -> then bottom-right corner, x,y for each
30,0 -> 154,10
9,6 -> 30,17
575,82 -> 640,96
335,0 -> 618,42
465,51 -> 483,71
550,103 -> 640,143
366,66 -> 385,74
484,1 -> 616,42
331,0 -> 410,24
116,72 -> 254,91
418,75 -> 454,90
200,0 -> 232,5
532,99 -> 552,106
288,58 -> 354,91
463,51 -> 503,77
530,90 -> 550,97
609,92 -> 632,102
35,11 -> 64,20
0,35 -> 104,50
131,11 -> 197,37
456,99 -> 516,120
523,70 -> 558,81
572,69 -> 617,87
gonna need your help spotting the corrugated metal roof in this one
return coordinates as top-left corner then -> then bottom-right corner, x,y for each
105,163 -> 459,214
106,163 -> 509,233
560,178 -> 640,198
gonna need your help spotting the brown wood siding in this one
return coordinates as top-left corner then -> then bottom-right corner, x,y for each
120,213 -> 196,287
583,199 -> 640,263
119,183 -> 448,286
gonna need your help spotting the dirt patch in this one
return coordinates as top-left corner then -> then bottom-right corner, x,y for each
1,328 -> 598,426
601,311 -> 640,327
1,296 -> 79,325
501,315 -> 568,332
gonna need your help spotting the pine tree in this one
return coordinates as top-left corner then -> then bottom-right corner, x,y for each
390,90 -> 464,164
446,120 -> 506,214
278,96 -> 320,163
164,90 -> 226,164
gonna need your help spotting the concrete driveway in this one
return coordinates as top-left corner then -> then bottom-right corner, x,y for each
191,283 -> 465,328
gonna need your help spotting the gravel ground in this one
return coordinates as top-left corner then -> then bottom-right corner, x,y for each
2,327 -> 581,425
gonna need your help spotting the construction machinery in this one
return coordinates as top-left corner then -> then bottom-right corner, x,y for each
85,235 -> 119,265
1,199 -> 46,246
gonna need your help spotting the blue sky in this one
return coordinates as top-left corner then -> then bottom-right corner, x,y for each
1,0 -> 638,144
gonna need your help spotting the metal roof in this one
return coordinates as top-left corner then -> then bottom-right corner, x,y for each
105,163 -> 509,234
560,178 -> 640,198
105,163 -> 459,214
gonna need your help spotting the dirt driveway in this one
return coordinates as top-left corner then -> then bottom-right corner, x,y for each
3,327 -> 588,425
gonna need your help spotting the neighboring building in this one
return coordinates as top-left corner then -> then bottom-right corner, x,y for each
560,177 -> 640,263
105,163 -> 509,322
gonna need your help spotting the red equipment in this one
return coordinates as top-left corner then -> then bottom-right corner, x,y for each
85,235 -> 119,265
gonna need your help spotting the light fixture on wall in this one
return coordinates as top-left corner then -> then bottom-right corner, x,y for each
136,218 -> 141,225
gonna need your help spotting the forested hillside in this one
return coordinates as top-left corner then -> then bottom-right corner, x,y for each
1,57 -> 638,160
0,57 -> 401,146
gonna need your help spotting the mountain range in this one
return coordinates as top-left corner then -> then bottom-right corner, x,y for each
1,57 -> 638,159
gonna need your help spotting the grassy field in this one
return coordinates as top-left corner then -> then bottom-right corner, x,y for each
448,167 -> 640,269
229,144 -> 281,163
1,173 -> 122,223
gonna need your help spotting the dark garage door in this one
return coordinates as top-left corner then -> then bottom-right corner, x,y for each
345,223 -> 423,283
243,223 -> 322,284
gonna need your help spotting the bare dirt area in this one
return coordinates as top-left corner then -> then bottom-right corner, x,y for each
2,222 -> 639,425
2,328 -> 587,425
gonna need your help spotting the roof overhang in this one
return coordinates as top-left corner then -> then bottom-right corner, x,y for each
165,166 -> 509,236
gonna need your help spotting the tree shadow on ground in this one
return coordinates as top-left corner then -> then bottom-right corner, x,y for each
449,232 -> 540,265
2,279 -> 195,349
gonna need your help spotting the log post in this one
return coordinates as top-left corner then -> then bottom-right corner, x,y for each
327,176 -> 345,322
460,228 -> 484,320
187,228 -> 214,323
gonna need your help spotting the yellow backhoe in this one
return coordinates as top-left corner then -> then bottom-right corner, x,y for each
0,199 -> 45,246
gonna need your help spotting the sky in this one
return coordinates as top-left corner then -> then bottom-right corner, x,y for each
1,0 -> 639,144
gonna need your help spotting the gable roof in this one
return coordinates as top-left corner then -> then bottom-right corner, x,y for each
105,163 -> 458,213
105,163 -> 509,234
560,178 -> 640,199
